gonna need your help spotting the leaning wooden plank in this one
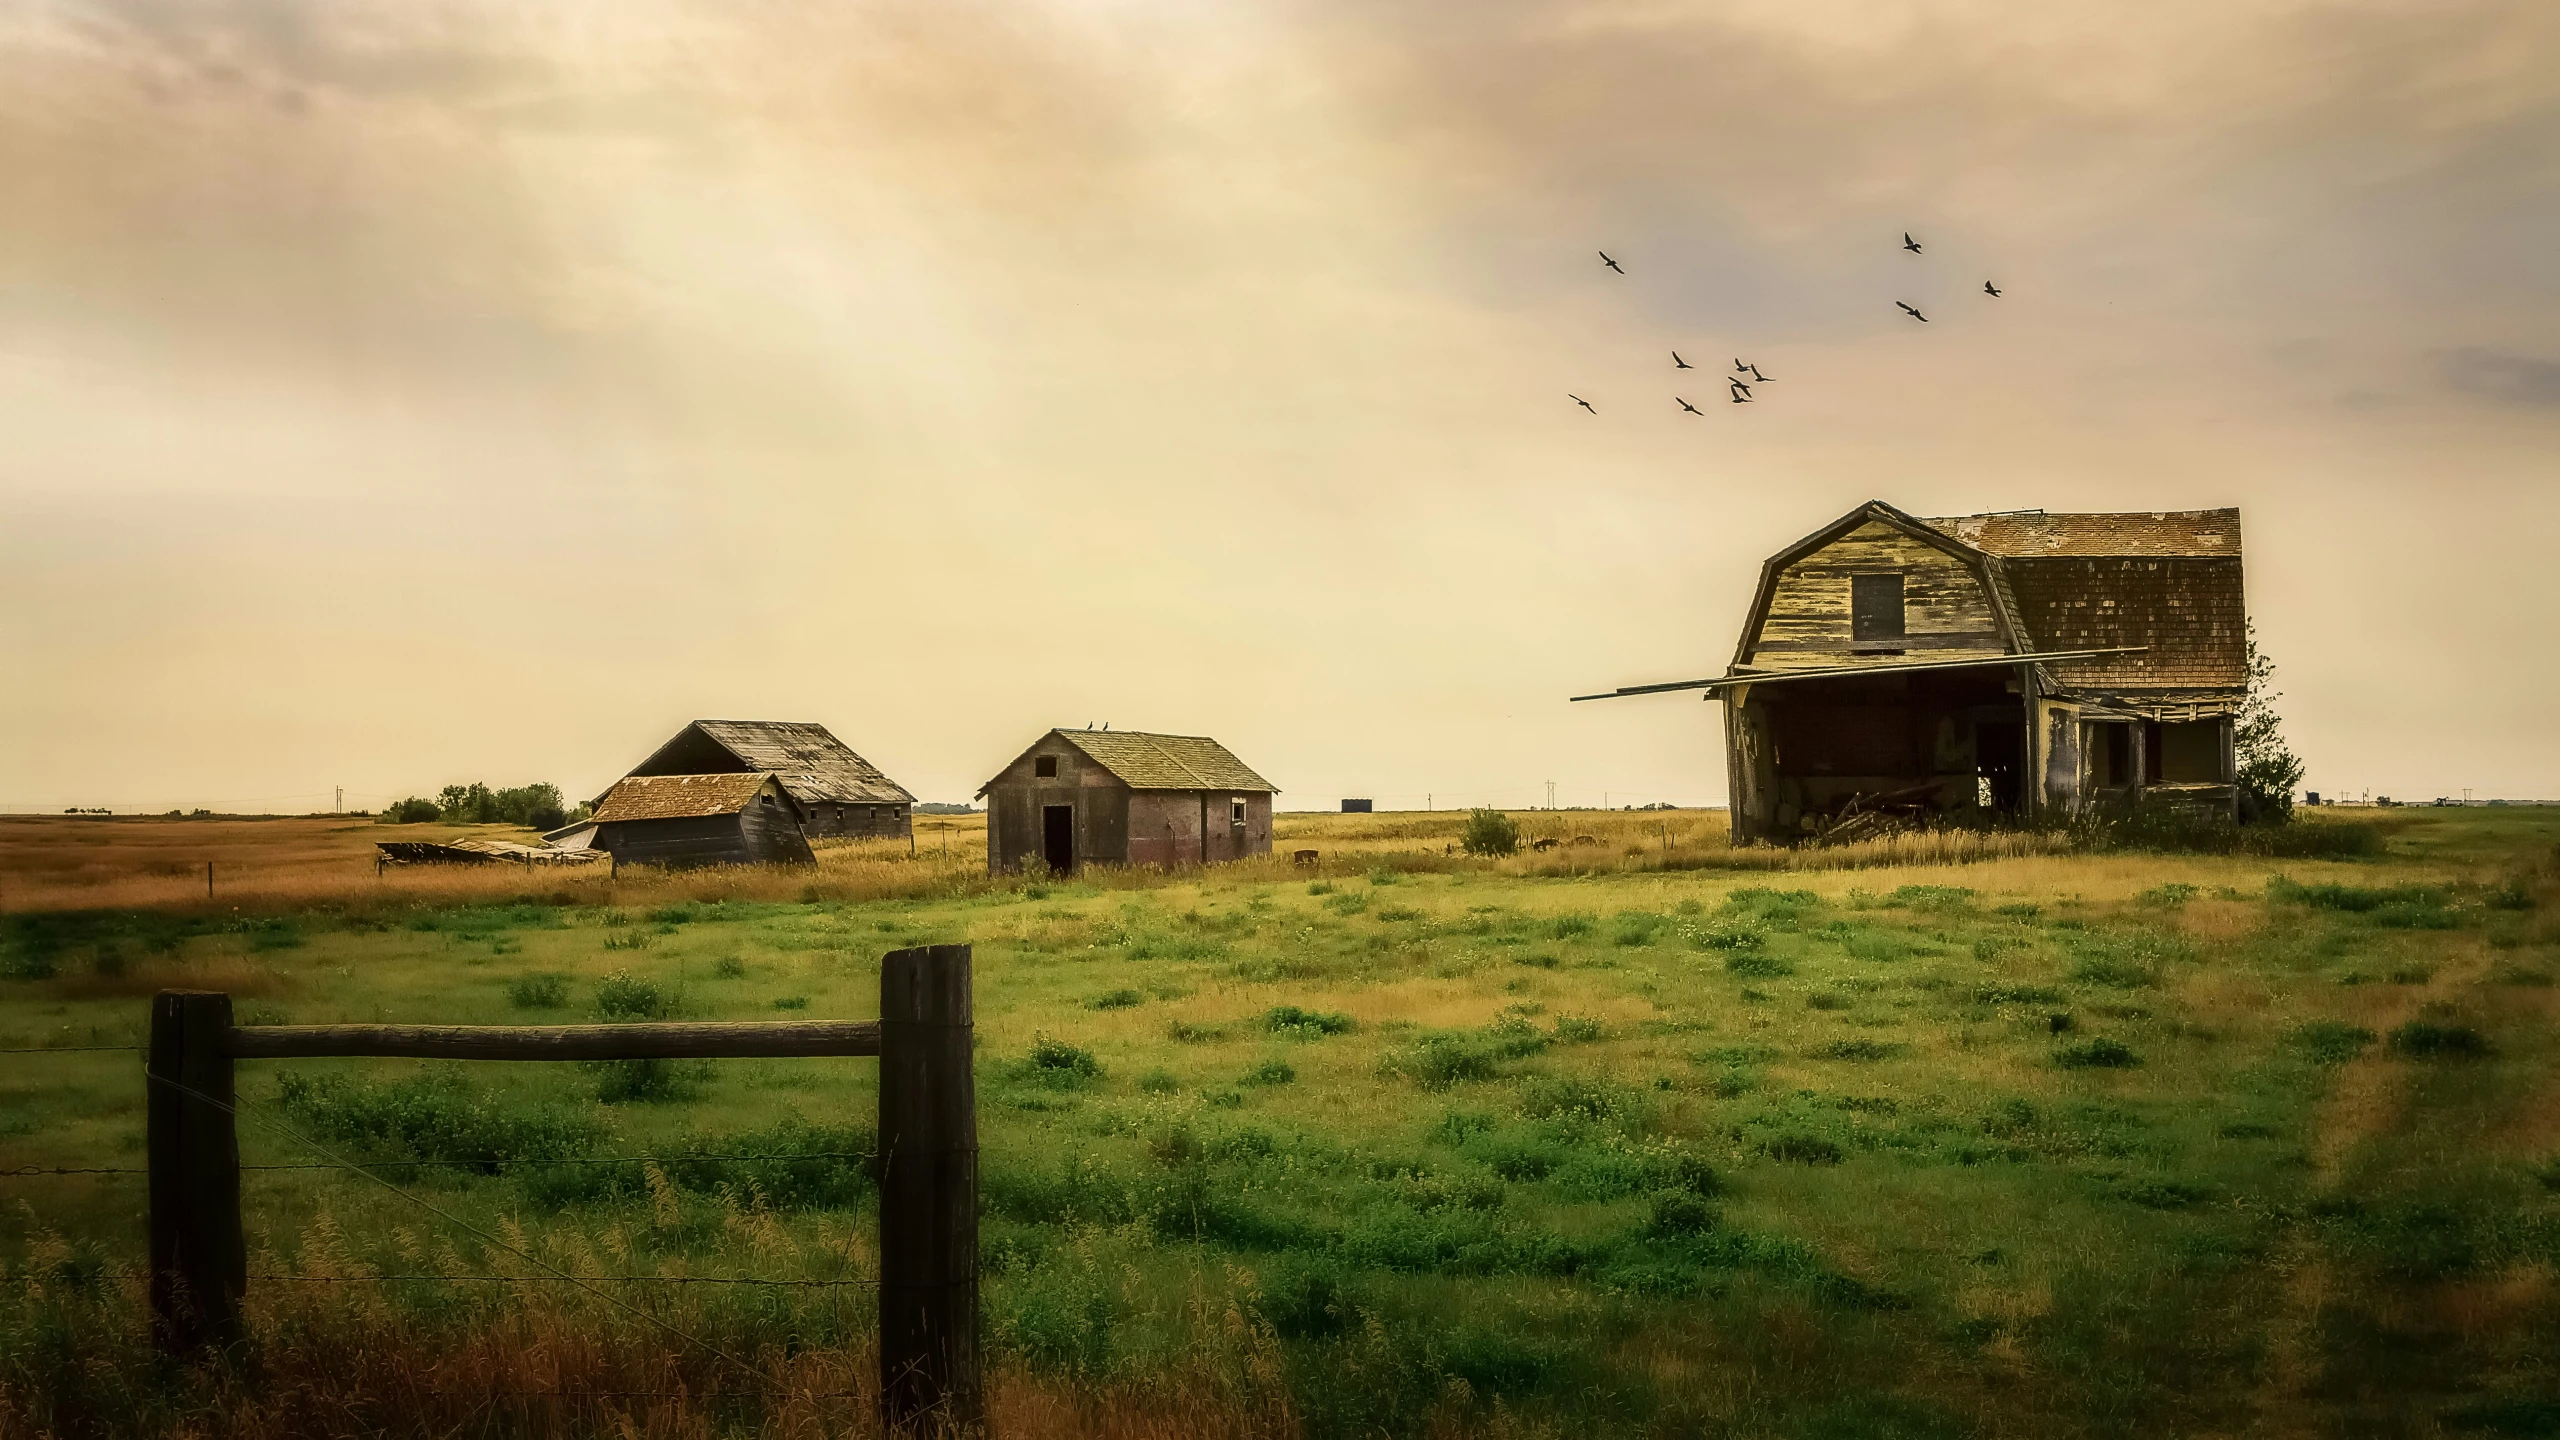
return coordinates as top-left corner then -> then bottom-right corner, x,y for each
224,1020 -> 882,1061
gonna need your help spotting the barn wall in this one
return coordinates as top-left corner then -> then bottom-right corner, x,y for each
1750,522 -> 2005,668
598,816 -> 753,869
802,800 -> 912,841
737,788 -> 816,864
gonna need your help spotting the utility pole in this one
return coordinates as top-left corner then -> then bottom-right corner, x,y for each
1545,780 -> 1556,811
334,786 -> 343,814
1426,793 -> 1432,812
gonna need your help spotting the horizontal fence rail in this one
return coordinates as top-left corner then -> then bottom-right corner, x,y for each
224,1020 -> 883,1062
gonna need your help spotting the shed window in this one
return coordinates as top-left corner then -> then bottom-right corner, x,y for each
1035,755 -> 1059,779
760,793 -> 776,808
1230,797 -> 1246,825
1851,574 -> 1906,641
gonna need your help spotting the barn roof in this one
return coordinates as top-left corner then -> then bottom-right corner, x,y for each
982,730 -> 1278,794
630,720 -> 914,806
1922,509 -> 2240,558
591,773 -> 792,824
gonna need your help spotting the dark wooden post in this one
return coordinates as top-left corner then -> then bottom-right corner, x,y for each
148,990 -> 245,1355
879,945 -> 980,1432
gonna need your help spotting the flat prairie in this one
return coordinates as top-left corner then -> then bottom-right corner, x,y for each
3,806 -> 2556,1438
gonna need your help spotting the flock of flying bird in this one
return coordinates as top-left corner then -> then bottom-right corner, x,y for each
1571,232 -> 2000,416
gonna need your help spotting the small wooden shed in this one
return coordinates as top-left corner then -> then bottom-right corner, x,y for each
587,772 -> 816,869
977,730 -> 1278,874
610,720 -> 915,841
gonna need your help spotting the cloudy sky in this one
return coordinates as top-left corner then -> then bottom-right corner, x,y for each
3,0 -> 2555,812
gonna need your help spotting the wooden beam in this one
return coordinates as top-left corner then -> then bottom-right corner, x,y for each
149,991 -> 245,1355
880,944 -> 981,1433
223,1020 -> 882,1061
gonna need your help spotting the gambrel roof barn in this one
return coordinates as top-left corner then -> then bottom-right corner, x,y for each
1584,500 -> 2249,843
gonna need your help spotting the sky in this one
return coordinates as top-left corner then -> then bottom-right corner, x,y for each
2,0 -> 2556,813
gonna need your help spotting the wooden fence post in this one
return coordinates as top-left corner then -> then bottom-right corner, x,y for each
148,990 -> 245,1355
879,945 -> 980,1432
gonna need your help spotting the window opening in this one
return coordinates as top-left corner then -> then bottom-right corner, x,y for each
1034,755 -> 1059,779
1851,573 -> 1906,642
1230,797 -> 1247,825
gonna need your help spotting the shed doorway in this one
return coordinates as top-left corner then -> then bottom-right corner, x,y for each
1041,805 -> 1075,874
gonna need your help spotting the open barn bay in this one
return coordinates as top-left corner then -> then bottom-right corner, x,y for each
4,808 -> 2558,1437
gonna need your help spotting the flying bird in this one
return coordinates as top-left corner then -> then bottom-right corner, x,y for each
1983,281 -> 2002,297
1733,358 -> 1750,372
1569,394 -> 1597,413
1729,379 -> 1752,402
1896,302 -> 1929,322
1748,364 -> 1772,382
1599,251 -> 1624,273
1672,351 -> 1693,369
1677,397 -> 1704,415
1902,232 -> 1923,253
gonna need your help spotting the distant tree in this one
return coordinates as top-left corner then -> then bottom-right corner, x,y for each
398,782 -> 569,828
2234,624 -> 2305,825
1461,807 -> 1522,857
380,797 -> 442,824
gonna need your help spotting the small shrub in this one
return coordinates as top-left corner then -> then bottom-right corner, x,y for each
1519,1075 -> 1623,1122
1886,885 -> 1975,911
1811,1039 -> 1903,1062
1765,1133 -> 1845,1165
1806,992 -> 1849,1011
1609,911 -> 1670,947
2137,883 -> 2200,909
2288,1021 -> 2375,1064
1305,880 -> 1335,896
712,955 -> 747,979
2389,1020 -> 2488,1058
1645,1191 -> 1720,1236
1374,904 -> 1425,923
771,995 -> 810,1010
588,1058 -> 705,1104
1544,912 -> 1598,941
1242,1058 -> 1297,1086
601,930 -> 653,952
1724,952 -> 1794,978
507,972 -> 571,1009
1461,808 -> 1522,857
593,970 -> 673,1020
2056,1038 -> 2139,1069
1089,988 -> 1145,1011
380,796 -> 443,824
1551,1014 -> 1605,1044
1384,1033 -> 1500,1090
1263,1005 -> 1355,1036
1136,1067 -> 1179,1094
1167,1021 -> 1224,1044
1994,903 -> 2042,919
1017,1034 -> 1105,1087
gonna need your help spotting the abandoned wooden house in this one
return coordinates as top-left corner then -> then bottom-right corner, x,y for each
1578,500 -> 2247,843
977,729 -> 1278,874
608,720 -> 915,840
584,772 -> 817,868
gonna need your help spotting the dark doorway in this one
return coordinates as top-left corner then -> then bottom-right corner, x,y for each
1975,720 -> 2023,813
1041,805 -> 1075,873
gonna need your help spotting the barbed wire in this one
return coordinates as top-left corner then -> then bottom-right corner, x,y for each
142,1069 -> 771,1387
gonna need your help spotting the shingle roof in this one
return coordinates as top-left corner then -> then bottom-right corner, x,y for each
2001,557 -> 2249,691
1058,731 -> 1278,792
591,773 -> 785,824
677,721 -> 913,806
1923,509 -> 2240,558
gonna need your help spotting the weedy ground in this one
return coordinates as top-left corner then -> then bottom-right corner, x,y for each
3,807 -> 2557,1438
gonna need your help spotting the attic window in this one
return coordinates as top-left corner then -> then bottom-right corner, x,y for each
1230,797 -> 1247,825
760,793 -> 776,808
1851,574 -> 1906,642
1035,755 -> 1059,779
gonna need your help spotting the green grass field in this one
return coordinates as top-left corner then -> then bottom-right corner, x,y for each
5,807 -> 2558,1437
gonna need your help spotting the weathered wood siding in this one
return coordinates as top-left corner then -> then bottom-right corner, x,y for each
596,795 -> 814,870
804,801 -> 911,842
1748,522 -> 2005,668
982,740 -> 1131,874
736,789 -> 817,864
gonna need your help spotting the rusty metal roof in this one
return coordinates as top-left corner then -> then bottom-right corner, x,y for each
591,773 -> 787,824
642,720 -> 914,806
1055,731 -> 1278,792
1923,509 -> 2240,557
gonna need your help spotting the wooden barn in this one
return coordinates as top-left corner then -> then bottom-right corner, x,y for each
586,772 -> 817,869
977,730 -> 1277,874
609,720 -> 915,841
1579,500 -> 2248,843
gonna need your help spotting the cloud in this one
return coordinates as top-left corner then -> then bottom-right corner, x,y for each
2441,346 -> 2560,405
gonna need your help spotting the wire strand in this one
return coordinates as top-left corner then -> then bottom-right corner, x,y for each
251,1274 -> 874,1287
142,1069 -> 775,1389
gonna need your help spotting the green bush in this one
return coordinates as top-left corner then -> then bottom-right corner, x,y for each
2056,1038 -> 2139,1069
1810,1039 -> 1904,1062
1242,1058 -> 1297,1086
593,969 -> 673,1019
1646,1191 -> 1720,1237
274,1072 -> 603,1172
1723,952 -> 1794,978
1461,808 -> 1522,857
1088,988 -> 1145,1010
1263,1005 -> 1355,1036
1015,1034 -> 1104,1088
2389,1021 -> 2488,1058
379,796 -> 442,824
506,972 -> 571,1009
2288,1021 -> 2376,1064
587,1058 -> 704,1104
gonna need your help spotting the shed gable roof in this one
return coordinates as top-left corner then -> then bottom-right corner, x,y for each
1922,509 -> 2240,558
636,720 -> 913,806
979,730 -> 1278,795
592,772 -> 792,824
